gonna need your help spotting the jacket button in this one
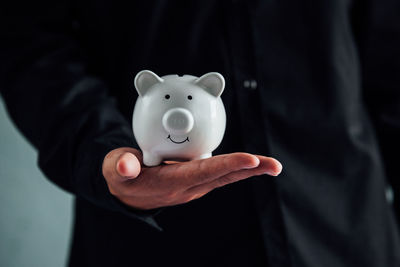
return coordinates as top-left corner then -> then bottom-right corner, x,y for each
243,79 -> 257,90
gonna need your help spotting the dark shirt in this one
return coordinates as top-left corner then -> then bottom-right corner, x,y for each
1,1 -> 400,266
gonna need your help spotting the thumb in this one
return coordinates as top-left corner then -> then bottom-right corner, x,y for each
102,147 -> 142,184
116,152 -> 141,179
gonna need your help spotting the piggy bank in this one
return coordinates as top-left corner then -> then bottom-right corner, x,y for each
132,70 -> 226,166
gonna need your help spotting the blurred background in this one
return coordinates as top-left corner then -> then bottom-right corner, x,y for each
0,96 -> 73,267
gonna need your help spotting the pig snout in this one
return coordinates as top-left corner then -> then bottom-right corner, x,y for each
162,108 -> 194,135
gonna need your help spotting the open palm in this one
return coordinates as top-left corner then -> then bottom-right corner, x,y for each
103,147 -> 282,210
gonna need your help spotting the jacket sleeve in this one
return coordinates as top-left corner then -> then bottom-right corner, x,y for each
354,0 -> 400,222
0,1 -> 161,230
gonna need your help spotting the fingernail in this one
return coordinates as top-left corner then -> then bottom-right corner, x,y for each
265,161 -> 283,176
265,171 -> 279,176
117,153 -> 141,178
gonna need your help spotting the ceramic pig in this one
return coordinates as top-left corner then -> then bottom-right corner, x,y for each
132,70 -> 226,166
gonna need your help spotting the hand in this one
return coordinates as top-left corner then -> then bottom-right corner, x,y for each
102,147 -> 282,210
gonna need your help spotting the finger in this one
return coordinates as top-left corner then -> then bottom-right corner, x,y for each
102,147 -> 142,183
116,152 -> 141,179
185,156 -> 282,195
254,155 -> 282,176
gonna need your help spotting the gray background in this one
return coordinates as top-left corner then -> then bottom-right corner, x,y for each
0,96 -> 73,267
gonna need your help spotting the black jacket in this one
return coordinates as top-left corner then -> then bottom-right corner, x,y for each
1,0 -> 400,266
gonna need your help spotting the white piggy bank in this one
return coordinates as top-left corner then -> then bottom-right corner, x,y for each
132,70 -> 226,166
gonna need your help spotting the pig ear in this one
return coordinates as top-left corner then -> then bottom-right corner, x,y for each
134,70 -> 164,96
195,72 -> 225,97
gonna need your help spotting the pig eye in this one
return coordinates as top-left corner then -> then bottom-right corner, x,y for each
165,94 -> 170,99
187,95 -> 192,100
